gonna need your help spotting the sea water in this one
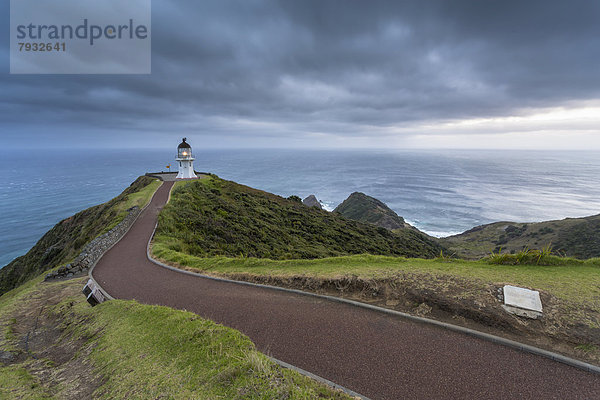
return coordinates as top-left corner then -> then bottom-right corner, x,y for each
1,148 -> 600,268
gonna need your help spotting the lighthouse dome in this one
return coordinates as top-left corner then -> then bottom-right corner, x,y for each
178,138 -> 191,149
177,138 -> 193,159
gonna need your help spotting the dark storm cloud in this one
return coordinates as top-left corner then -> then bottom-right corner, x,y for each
2,0 -> 600,147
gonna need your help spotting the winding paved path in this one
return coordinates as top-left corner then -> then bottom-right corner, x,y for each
92,181 -> 600,399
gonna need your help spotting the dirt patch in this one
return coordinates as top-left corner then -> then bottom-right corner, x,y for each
199,270 -> 600,365
1,278 -> 104,398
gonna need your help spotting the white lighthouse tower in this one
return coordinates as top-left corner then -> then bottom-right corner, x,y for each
176,138 -> 198,179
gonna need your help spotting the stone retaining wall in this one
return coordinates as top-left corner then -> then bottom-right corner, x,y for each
45,206 -> 142,281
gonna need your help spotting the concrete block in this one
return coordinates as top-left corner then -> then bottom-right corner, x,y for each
82,279 -> 94,297
503,285 -> 542,312
502,285 -> 543,319
86,287 -> 105,307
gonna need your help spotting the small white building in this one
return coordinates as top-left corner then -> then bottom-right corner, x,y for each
176,138 -> 198,179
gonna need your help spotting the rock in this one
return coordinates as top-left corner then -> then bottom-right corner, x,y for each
334,192 -> 406,230
302,195 -> 323,209
0,350 -> 16,363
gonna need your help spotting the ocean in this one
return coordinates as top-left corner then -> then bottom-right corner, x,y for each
1,148 -> 600,268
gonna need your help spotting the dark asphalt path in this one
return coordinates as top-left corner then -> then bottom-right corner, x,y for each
93,181 -> 600,399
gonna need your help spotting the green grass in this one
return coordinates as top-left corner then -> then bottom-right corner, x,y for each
575,344 -> 598,353
0,276 -> 352,399
0,276 -> 55,398
100,177 -> 161,234
156,175 -> 442,260
0,276 -> 45,352
0,365 -> 53,399
152,246 -> 600,307
59,300 -> 348,399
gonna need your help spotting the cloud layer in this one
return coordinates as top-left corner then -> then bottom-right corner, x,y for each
2,0 -> 600,148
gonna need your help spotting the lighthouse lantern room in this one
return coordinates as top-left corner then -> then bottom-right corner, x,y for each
176,138 -> 198,179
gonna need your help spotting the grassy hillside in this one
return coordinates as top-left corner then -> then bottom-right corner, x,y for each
0,176 -> 160,296
441,214 -> 600,259
334,192 -> 407,230
0,276 -> 351,399
155,176 -> 443,260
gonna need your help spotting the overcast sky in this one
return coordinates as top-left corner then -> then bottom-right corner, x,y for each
2,0 -> 600,150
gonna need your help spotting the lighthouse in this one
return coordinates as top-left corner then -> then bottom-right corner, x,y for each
176,138 -> 198,179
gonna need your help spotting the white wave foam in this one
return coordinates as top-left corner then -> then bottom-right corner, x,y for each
320,200 -> 335,212
404,219 -> 462,238
421,230 -> 463,238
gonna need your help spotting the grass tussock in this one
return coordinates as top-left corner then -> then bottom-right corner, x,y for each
486,245 -> 581,266
0,365 -> 53,399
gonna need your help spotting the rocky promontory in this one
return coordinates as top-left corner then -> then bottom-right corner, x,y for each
334,192 -> 407,230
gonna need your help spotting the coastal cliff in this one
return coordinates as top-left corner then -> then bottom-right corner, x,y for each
0,176 -> 158,296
